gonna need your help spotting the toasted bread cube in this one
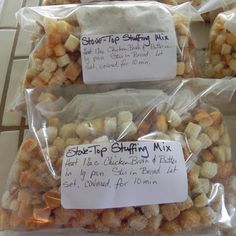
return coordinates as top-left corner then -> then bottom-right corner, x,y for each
177,62 -> 185,76
155,113 -> 168,133
31,77 -> 45,87
141,205 -> 160,219
204,126 -> 220,143
33,206 -> 51,222
160,204 -> 180,222
38,92 -> 57,103
101,210 -> 121,228
119,121 -> 138,138
38,70 -> 52,83
53,137 -> 65,154
221,44 -> 232,55
201,150 -> 215,162
179,210 -> 201,231
128,214 -> 148,231
200,161 -> 218,179
229,59 -> 236,72
184,122 -> 201,138
194,193 -> 208,208
64,62 -> 81,81
43,188 -> 61,209
54,44 -> 66,57
117,207 -> 135,220
42,58 -> 57,72
49,68 -> 65,86
56,54 -> 70,67
65,34 -> 80,52
148,215 -> 162,231
66,137 -> 80,146
194,111 -> 214,128
211,146 -> 226,163
91,117 -> 104,136
198,207 -> 216,225
176,196 -> 193,211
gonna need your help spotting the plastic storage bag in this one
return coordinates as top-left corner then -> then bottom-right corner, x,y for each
42,0 -> 180,6
15,1 -> 198,88
205,8 -> 236,78
1,79 -> 236,235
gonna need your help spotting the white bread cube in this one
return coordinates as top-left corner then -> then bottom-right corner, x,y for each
65,34 -> 80,52
48,68 -> 65,86
104,117 -> 117,135
42,58 -> 57,72
184,122 -> 202,138
92,136 -> 109,144
198,133 -> 212,149
129,214 -> 148,231
167,109 -> 181,128
141,205 -> 159,219
56,54 -> 70,67
188,137 -> 202,154
76,122 -> 92,139
59,123 -> 77,140
148,215 -> 162,231
118,111 -> 133,126
37,127 -> 58,144
200,161 -> 218,179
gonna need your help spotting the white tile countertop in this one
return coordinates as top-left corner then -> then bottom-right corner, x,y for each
0,0 -> 236,236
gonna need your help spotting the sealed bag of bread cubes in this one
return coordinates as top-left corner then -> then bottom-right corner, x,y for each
15,1 -> 198,88
42,0 -> 181,6
1,78 -> 236,235
205,7 -> 236,78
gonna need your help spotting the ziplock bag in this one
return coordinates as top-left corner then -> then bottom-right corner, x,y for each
1,78 -> 236,235
15,2 -> 198,87
42,0 -> 179,6
205,8 -> 236,78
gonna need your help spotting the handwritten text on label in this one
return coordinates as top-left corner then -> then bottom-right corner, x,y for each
61,141 -> 188,209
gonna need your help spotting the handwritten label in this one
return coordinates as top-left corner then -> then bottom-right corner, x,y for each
80,32 -> 177,84
61,141 -> 187,209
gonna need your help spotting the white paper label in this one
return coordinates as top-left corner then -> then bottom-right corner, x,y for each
61,141 -> 187,209
80,32 -> 177,84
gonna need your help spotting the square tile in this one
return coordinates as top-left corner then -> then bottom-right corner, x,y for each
2,59 -> 28,126
0,131 -> 19,197
0,30 -> 16,100
0,0 -> 23,28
